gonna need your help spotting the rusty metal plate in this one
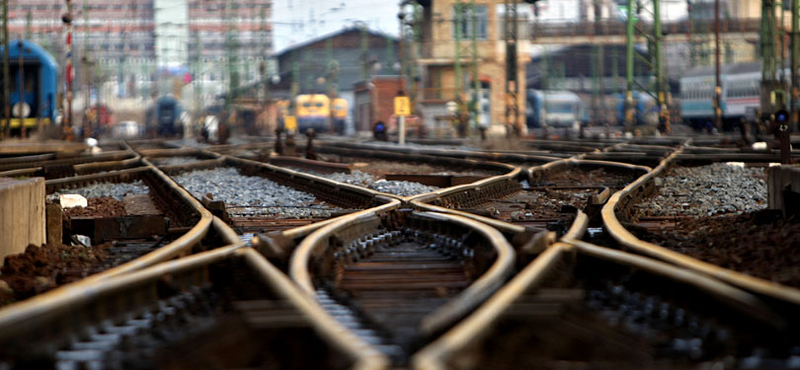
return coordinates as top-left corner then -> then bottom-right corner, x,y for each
70,216 -> 168,242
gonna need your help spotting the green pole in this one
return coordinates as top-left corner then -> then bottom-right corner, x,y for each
260,6 -> 268,105
360,25 -> 368,81
471,0 -> 480,129
593,44 -> 599,124
761,0 -> 778,116
612,46 -> 619,94
792,0 -> 799,131
2,0 -> 8,139
625,0 -> 635,130
653,0 -> 667,131
385,35 -> 395,74
25,10 -> 31,40
325,39 -> 333,94
454,1 -> 463,99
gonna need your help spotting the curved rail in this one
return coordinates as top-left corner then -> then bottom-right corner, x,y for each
602,146 -> 800,305
320,141 -> 562,165
412,240 -> 784,370
0,246 -> 388,369
289,208 -> 516,337
44,166 -> 214,283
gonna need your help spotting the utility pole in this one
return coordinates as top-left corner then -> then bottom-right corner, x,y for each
360,25 -> 368,82
226,0 -> 239,112
454,1 -> 463,102
82,0 -> 89,138
762,0 -> 783,121
2,0 -> 9,139
714,0 -> 722,131
260,6 -> 268,105
326,38 -> 333,95
194,25 -> 203,115
594,0 -> 605,126
25,10 -> 32,40
63,0 -> 74,140
470,0 -> 480,134
504,0 -> 521,136
18,41 -> 25,138
624,0 -> 635,131
410,4 -> 422,115
398,7 -> 406,144
653,0 -> 668,134
792,0 -> 799,132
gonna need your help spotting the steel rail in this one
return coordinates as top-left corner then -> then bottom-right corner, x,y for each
319,141 -> 562,164
0,246 -> 389,369
0,150 -> 137,172
289,208 -> 516,337
44,165 -> 214,283
251,199 -> 402,262
602,145 -> 800,305
412,241 -> 784,370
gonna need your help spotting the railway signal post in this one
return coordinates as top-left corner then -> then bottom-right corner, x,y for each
395,93 -> 410,145
776,109 -> 791,164
2,0 -> 9,139
63,0 -> 74,141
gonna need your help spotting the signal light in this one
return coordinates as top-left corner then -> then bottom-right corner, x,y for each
776,109 -> 789,123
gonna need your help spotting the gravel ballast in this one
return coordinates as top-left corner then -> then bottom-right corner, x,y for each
54,180 -> 150,201
289,168 -> 440,196
172,167 -> 338,218
367,180 -> 439,197
636,163 -> 767,217
151,156 -> 204,166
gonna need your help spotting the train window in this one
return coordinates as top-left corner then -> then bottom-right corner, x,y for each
303,102 -> 312,108
315,102 -> 324,108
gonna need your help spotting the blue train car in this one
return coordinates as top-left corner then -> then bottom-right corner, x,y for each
679,62 -> 778,131
146,96 -> 184,137
526,89 -> 585,129
0,40 -> 59,130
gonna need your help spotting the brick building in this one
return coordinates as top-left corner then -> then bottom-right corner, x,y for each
414,0 -> 533,136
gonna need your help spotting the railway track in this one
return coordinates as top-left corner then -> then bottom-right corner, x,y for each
0,157 -> 245,311
0,149 -> 141,179
4,137 -> 800,368
413,159 -> 648,236
157,155 -> 392,239
318,141 -> 561,167
281,146 -> 518,197
604,146 -> 800,305
413,240 -> 798,369
290,207 -> 517,366
0,246 -> 386,369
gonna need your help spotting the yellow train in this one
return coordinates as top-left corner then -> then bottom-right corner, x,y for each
276,95 -> 348,133
296,94 -> 330,133
331,97 -> 348,134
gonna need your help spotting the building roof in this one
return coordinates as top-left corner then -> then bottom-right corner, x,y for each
276,26 -> 397,56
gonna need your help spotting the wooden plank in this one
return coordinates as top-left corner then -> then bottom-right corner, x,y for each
0,177 -> 45,266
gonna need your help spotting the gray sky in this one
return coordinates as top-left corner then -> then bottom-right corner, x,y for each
272,0 -> 400,52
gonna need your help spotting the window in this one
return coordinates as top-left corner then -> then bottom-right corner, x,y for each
453,4 -> 487,40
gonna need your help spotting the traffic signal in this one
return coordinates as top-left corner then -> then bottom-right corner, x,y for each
776,109 -> 789,124
775,109 -> 790,132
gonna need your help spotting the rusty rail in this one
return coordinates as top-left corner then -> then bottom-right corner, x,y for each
289,207 -> 515,364
412,240 -> 786,370
602,146 -> 800,305
0,246 -> 388,369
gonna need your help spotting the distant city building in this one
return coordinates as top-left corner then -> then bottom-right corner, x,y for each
185,0 -> 273,109
7,0 -> 272,105
8,0 -> 157,99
